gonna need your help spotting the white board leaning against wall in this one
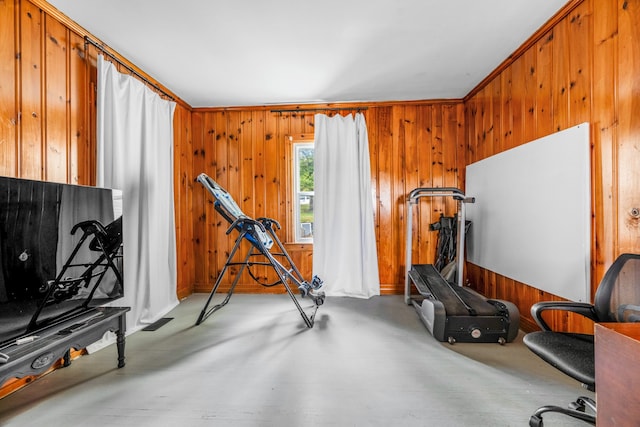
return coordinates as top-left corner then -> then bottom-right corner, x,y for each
465,123 -> 591,302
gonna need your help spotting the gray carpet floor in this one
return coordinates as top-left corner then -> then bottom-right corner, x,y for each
0,294 -> 594,426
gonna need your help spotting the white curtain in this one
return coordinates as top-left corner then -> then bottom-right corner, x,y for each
96,55 -> 179,335
313,113 -> 380,298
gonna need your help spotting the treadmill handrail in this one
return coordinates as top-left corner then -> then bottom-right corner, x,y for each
408,187 -> 464,202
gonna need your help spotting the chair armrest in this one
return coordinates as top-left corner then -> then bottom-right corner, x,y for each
531,301 -> 598,331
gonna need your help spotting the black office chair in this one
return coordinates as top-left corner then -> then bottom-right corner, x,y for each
523,253 -> 640,427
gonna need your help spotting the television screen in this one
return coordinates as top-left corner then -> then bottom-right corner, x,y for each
0,177 -> 123,345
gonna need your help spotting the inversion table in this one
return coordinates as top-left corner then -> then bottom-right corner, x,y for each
195,173 -> 325,328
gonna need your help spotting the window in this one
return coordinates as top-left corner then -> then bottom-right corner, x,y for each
292,141 -> 314,243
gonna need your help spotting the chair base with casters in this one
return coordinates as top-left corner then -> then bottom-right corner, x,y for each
523,253 -> 640,426
529,396 -> 596,427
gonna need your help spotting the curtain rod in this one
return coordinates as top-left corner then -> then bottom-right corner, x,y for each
270,107 -> 368,114
84,36 -> 174,101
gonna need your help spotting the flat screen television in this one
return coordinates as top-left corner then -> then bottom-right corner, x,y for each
0,176 -> 123,347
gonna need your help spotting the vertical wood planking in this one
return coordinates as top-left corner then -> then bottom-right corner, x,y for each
501,67 -> 514,151
276,113 -> 288,229
567,1 -> 594,301
431,105 -> 445,224
200,111 -> 217,291
480,87 -> 490,159
522,48 -> 537,144
403,105 -> 419,195
552,18 -> 569,132
192,111 -> 207,292
392,106 -> 406,286
376,107 -> 394,285
174,104 -> 194,299
238,111 -> 255,286
455,105 -> 466,189
184,104 -> 195,296
20,0 -> 44,179
213,111 -> 230,286
510,57 -> 525,150
68,33 -> 86,185
617,0 -> 640,255
404,106 -> 420,269
240,111 -> 254,217
491,73 -> 502,154
264,111 -> 279,231
253,110 -> 268,283
44,15 -> 67,182
263,111 -> 281,286
464,97 -> 476,166
253,110 -> 266,219
226,111 -> 245,287
592,0 -> 617,281
568,2 -> 592,127
415,105 -> 432,265
227,111 -> 241,202
443,104 -> 461,200
470,96 -> 479,157
470,92 -> 482,164
536,31 -> 554,138
0,0 -> 18,176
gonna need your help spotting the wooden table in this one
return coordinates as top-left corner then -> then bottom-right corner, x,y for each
0,306 -> 129,387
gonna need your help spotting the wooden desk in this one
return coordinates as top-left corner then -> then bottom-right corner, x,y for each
595,323 -> 640,426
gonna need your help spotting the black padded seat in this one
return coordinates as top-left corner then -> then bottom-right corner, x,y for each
523,331 -> 594,388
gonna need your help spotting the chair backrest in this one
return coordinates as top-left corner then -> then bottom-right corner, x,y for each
594,253 -> 640,322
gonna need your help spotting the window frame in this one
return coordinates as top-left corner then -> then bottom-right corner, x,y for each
287,134 -> 315,244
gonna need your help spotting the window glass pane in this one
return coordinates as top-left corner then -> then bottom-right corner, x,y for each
294,143 -> 314,243
297,147 -> 314,191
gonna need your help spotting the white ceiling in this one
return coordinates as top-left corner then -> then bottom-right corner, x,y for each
48,0 -> 568,108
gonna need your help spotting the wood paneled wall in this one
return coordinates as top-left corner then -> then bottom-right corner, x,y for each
0,0 -> 195,301
191,103 -> 465,295
1,0 -> 91,182
464,0 -> 640,332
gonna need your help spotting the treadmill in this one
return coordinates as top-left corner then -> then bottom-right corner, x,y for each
405,188 -> 519,344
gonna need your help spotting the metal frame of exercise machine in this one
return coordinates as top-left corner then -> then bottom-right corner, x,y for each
195,173 -> 325,328
405,187 -> 519,344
